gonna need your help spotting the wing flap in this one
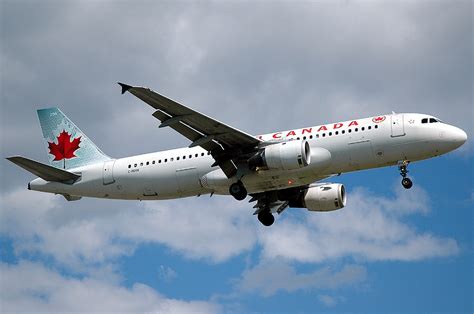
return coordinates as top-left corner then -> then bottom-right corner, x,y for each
6,156 -> 81,183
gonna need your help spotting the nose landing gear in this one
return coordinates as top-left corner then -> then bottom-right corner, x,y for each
398,160 -> 413,189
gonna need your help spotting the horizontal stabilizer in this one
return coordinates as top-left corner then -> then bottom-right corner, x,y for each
6,156 -> 81,183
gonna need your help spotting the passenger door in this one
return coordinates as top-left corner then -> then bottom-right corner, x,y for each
103,160 -> 115,185
391,114 -> 405,137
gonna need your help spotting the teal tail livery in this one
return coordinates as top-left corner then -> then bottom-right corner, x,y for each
37,108 -> 110,169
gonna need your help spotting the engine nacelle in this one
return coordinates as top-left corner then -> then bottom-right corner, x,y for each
287,184 -> 346,212
249,140 -> 311,171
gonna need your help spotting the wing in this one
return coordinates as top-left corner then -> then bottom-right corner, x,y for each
119,83 -> 261,178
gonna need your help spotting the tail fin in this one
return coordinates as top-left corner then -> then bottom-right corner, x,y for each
37,108 -> 110,170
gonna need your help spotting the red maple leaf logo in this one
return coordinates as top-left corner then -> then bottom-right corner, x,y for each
48,130 -> 81,161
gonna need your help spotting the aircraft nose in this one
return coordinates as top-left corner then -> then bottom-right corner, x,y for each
452,127 -> 467,145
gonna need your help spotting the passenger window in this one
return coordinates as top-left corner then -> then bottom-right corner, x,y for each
152,161 -> 155,164
303,136 -> 306,140
422,118 -> 428,124
170,158 -> 174,161
348,129 -> 352,133
329,132 -> 332,136
146,161 -> 149,165
297,137 -> 300,140
140,162 -> 143,166
342,130 -> 345,134
195,154 -> 198,157
183,156 -> 186,160
375,125 -> 378,129
207,152 -> 211,155
335,131 -> 339,135
201,153 -> 205,156
368,126 -> 371,130
134,164 -> 137,167
361,127 -> 365,131
128,165 -> 131,168
165,159 -> 168,162
177,157 -> 180,160
309,135 -> 313,139
322,133 -> 326,137
316,134 -> 319,138
159,160 -> 161,163
355,128 -> 358,132
189,155 -> 192,158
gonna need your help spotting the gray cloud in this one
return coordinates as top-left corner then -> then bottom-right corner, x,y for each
1,1 -> 471,190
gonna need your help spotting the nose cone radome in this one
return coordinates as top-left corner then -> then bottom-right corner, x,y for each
441,126 -> 467,151
435,125 -> 468,155
451,127 -> 467,148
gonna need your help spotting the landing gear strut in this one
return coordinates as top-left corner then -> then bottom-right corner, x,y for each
229,181 -> 248,201
258,210 -> 275,227
398,160 -> 413,189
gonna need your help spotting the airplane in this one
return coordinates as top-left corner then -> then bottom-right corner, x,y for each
7,83 -> 467,226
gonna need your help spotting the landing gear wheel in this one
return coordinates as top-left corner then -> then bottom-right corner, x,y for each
401,177 -> 413,189
229,181 -> 247,201
258,211 -> 275,226
398,160 -> 413,189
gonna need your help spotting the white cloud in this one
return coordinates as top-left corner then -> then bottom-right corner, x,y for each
235,262 -> 366,297
158,265 -> 178,282
0,261 -> 219,313
259,185 -> 459,263
318,294 -> 343,307
0,188 -> 256,270
0,182 -> 462,310
0,181 -> 459,271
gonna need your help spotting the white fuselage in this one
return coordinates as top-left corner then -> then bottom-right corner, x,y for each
29,113 -> 467,200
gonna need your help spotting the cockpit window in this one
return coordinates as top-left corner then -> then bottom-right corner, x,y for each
421,118 -> 428,124
429,118 -> 438,123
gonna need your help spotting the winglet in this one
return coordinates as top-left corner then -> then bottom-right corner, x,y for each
118,82 -> 133,95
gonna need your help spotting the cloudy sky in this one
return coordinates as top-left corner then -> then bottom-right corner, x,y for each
1,0 -> 472,312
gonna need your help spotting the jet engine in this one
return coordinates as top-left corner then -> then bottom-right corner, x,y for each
283,183 -> 347,212
248,140 -> 311,171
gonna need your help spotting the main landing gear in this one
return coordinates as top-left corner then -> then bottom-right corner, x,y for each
398,160 -> 413,189
258,210 -> 275,227
229,181 -> 248,201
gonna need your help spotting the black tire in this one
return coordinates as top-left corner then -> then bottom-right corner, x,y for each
258,212 -> 275,226
229,182 -> 247,201
401,177 -> 413,189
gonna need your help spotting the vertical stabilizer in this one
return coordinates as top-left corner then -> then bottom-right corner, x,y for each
37,108 -> 110,169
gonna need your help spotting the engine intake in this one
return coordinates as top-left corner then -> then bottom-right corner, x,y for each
249,140 -> 311,171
